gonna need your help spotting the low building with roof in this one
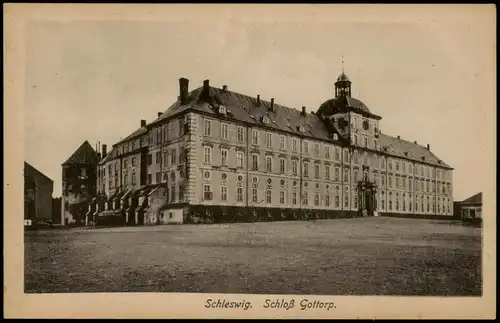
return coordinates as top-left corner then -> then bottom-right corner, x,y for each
93,70 -> 454,225
454,193 -> 482,221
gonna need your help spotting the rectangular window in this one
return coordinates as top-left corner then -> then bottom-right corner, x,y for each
334,167 -> 340,181
280,136 -> 286,150
252,129 -> 259,145
292,192 -> 297,205
132,170 -> 136,185
335,194 -> 340,208
364,137 -> 368,148
179,147 -> 185,163
236,151 -> 244,168
292,160 -> 298,175
280,191 -> 285,204
381,174 -> 386,187
164,126 -> 169,142
388,176 -> 392,188
303,192 -> 308,205
343,168 -> 349,182
123,160 -> 128,169
266,190 -> 272,204
354,135 -> 358,145
303,141 -> 309,154
325,145 -> 330,159
325,194 -> 331,207
303,162 -> 309,177
266,156 -> 272,172
292,138 -> 298,152
314,143 -> 320,156
204,146 -> 212,164
204,119 -> 211,136
325,165 -> 330,180
252,189 -> 258,203
314,164 -> 320,179
344,194 -> 349,208
266,133 -> 272,147
314,193 -> 320,206
124,174 -> 128,186
155,172 -> 161,184
237,187 -> 243,202
221,123 -> 228,139
171,149 -> 176,165
178,119 -> 185,137
132,157 -> 136,167
221,186 -> 227,201
237,126 -> 244,143
147,174 -> 152,184
203,185 -> 212,200
335,147 -> 340,161
279,158 -> 285,174
221,149 -> 228,166
252,154 -> 259,170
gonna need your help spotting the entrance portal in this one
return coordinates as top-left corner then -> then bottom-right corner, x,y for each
357,179 -> 377,217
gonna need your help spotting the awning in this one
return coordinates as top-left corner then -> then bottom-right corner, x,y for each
121,188 -> 133,201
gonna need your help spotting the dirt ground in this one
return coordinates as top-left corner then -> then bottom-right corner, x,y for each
24,217 -> 482,295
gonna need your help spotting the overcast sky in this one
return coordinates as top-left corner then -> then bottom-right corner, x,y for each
23,5 -> 495,201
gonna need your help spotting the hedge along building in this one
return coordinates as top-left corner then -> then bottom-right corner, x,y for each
93,71 -> 454,225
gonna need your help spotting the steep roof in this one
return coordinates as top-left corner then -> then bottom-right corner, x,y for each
378,134 -> 451,168
62,141 -> 98,166
151,86 -> 343,143
24,161 -> 53,184
113,81 -> 452,170
462,192 -> 482,204
98,147 -> 115,165
114,126 -> 148,146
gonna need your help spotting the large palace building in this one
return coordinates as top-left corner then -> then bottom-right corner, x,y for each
87,71 -> 454,225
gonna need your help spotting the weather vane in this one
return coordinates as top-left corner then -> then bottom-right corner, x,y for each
341,55 -> 344,73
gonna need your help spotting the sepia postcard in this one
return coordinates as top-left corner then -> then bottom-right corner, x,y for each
4,3 -> 496,319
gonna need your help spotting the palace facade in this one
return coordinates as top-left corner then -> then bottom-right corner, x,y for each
88,72 -> 454,225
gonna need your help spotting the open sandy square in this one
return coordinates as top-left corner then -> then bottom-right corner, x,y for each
24,217 -> 482,295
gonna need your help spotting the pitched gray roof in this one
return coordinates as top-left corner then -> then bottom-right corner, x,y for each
151,86 -> 344,143
462,192 -> 482,204
378,134 -> 451,168
116,83 -> 452,169
62,141 -> 98,166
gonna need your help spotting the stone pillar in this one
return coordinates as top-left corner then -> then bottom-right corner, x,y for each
61,196 -> 65,226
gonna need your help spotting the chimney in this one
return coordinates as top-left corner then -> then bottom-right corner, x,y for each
158,112 -> 163,118
179,77 -> 189,103
102,144 -> 107,157
257,95 -> 261,105
301,106 -> 306,116
414,141 -> 417,144
203,79 -> 210,95
269,98 -> 275,112
427,144 -> 430,150
397,135 -> 401,139
222,85 -> 228,91
141,119 -> 146,128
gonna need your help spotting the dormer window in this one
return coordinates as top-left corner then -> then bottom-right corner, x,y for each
219,105 -> 227,115
261,116 -> 270,124
297,125 -> 305,133
333,133 -> 338,140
